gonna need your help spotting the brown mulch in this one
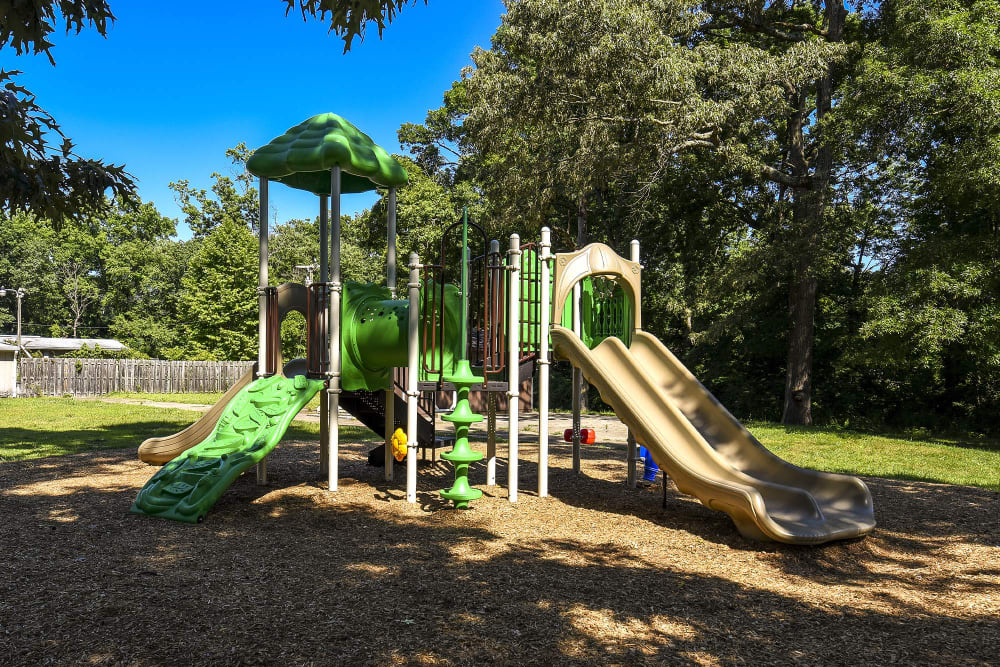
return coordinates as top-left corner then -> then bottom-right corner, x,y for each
1,435 -> 998,666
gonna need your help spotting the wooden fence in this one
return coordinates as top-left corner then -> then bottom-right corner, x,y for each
18,358 -> 254,396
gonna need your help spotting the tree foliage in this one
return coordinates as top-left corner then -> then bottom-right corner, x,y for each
177,219 -> 258,361
285,0 -> 427,51
1,1 -> 136,223
0,0 -> 997,436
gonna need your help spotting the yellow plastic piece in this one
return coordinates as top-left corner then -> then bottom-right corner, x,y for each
391,427 -> 408,462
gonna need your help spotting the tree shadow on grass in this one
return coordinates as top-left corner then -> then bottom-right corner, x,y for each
0,421 -> 196,462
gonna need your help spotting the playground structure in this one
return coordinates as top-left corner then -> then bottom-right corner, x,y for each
132,113 -> 876,544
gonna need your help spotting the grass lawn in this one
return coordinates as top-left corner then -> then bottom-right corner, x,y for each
107,390 -> 324,409
748,421 -> 1000,491
106,391 -> 226,405
0,397 -> 368,462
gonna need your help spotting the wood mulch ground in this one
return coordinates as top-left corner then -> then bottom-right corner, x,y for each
1,434 -> 997,666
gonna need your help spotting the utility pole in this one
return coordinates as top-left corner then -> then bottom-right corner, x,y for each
294,263 -> 320,287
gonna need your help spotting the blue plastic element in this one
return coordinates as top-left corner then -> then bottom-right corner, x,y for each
639,445 -> 659,482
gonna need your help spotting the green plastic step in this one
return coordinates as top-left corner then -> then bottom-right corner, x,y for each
131,374 -> 324,524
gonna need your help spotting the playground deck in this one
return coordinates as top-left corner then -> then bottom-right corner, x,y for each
1,435 -> 997,664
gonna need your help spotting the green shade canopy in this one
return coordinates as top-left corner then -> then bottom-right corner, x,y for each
246,113 -> 408,195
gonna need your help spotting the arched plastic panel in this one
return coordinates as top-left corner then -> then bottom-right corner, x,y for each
276,282 -> 308,321
552,243 -> 641,331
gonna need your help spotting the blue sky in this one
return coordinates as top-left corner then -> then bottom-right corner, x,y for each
16,1 -> 505,238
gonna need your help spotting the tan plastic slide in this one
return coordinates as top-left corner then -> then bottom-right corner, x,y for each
552,325 -> 876,544
137,365 -> 257,465
138,282 -> 312,466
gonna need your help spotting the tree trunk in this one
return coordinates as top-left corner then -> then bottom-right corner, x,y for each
780,0 -> 845,425
782,252 -> 817,424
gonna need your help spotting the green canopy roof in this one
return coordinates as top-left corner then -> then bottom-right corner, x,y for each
246,113 -> 408,195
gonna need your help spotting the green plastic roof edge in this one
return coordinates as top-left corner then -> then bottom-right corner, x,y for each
246,113 -> 409,195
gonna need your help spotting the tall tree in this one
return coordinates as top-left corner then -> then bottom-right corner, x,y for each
170,145 -> 260,237
440,0 -> 851,423
176,219 -> 259,360
0,213 -> 64,336
843,0 -> 1000,433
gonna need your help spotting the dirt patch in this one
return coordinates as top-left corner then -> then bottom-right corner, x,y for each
1,434 -> 997,665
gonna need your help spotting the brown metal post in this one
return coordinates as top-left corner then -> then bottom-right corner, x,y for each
264,287 -> 280,376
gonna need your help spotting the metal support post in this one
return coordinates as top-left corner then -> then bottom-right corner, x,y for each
327,167 -> 342,492
572,281 -> 582,474
486,239 -> 500,487
538,227 -> 551,497
627,432 -> 638,488
507,234 -> 521,502
384,389 -> 394,479
487,392 -> 497,486
257,177 -> 269,378
627,238 -> 640,486
406,253 -> 421,503
387,187 -> 398,297
319,194 -> 330,474
256,177 -> 269,485
384,187 -> 398,478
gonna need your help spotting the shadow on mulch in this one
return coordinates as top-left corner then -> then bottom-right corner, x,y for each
1,436 -> 997,665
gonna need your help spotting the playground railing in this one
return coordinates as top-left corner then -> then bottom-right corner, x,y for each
306,282 -> 330,377
473,243 -> 506,379
519,242 -> 541,364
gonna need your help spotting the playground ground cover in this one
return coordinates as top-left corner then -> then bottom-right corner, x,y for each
0,425 -> 997,665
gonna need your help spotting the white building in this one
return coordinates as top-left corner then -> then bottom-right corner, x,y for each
0,336 -> 126,396
0,341 -> 17,395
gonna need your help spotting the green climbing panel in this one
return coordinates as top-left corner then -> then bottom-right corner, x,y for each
559,276 -> 632,349
131,374 -> 324,524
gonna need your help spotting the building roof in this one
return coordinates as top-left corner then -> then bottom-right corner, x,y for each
0,335 -> 125,351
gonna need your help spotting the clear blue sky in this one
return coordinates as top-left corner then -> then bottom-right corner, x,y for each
16,1 -> 505,238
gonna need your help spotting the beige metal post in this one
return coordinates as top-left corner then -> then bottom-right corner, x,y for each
256,177 -> 269,485
406,253 -> 421,503
385,187 -> 398,478
319,194 -> 330,475
327,167 -> 342,491
627,239 -> 641,487
508,234 -> 521,502
538,227 -> 552,497
572,281 -> 582,474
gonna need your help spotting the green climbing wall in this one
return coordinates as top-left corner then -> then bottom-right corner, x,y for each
131,374 -> 324,523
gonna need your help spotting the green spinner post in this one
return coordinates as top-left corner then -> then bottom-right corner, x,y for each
440,208 -> 484,509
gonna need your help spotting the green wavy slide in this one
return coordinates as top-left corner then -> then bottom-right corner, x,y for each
131,374 -> 324,523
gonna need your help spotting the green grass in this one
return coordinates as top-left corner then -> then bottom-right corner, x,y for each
0,397 -> 367,462
748,421 -> 1000,492
107,390 -> 324,410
